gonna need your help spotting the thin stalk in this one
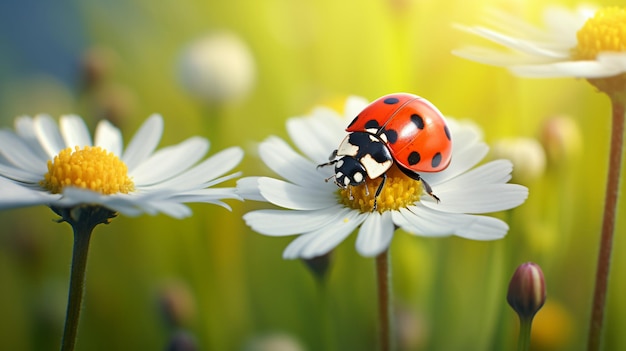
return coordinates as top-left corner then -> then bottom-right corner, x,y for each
587,98 -> 625,351
376,250 -> 393,351
60,223 -> 94,351
516,317 -> 532,351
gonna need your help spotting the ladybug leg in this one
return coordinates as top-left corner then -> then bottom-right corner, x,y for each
372,173 -> 387,211
419,177 -> 440,203
398,167 -> 440,203
316,150 -> 339,169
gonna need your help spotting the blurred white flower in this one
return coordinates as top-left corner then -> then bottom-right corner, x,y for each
237,97 -> 528,259
491,137 -> 547,183
0,114 -> 243,218
453,5 -> 626,79
178,32 -> 256,103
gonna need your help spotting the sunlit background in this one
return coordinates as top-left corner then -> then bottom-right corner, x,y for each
1,0 -> 625,350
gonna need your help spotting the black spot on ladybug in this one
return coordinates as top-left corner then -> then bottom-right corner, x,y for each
365,119 -> 381,130
411,114 -> 424,129
444,125 -> 451,140
384,129 -> 398,144
408,151 -> 421,165
347,116 -> 359,128
431,152 -> 442,168
383,97 -> 400,104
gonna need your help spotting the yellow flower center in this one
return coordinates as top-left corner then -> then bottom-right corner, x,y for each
338,165 -> 423,213
41,146 -> 134,195
574,7 -> 626,60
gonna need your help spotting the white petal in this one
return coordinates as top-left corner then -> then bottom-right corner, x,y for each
258,177 -> 337,210
453,215 -> 509,240
510,60 -> 626,78
453,24 -> 569,59
452,46 -> 561,66
393,206 -> 510,240
122,114 -> 164,171
0,177 -> 59,209
423,183 -> 528,213
0,162 -> 43,183
355,211 -> 394,257
136,200 -> 193,218
236,177 -> 265,201
437,160 -> 513,191
94,119 -> 123,156
393,206 -> 458,237
286,110 -> 346,163
131,137 -> 209,186
33,114 -> 65,158
167,187 -> 241,203
141,146 -> 242,191
597,52 -> 626,71
59,187 -> 194,218
259,136 -> 330,187
60,115 -> 92,147
282,210 -> 366,259
0,130 -> 47,174
343,96 -> 369,119
243,205 -> 348,236
14,116 -> 49,162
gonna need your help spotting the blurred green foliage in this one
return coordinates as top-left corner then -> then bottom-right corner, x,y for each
0,0 -> 625,350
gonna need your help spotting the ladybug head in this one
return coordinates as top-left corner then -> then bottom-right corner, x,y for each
334,156 -> 367,188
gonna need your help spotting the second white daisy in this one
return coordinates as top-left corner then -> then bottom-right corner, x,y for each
237,96 -> 528,259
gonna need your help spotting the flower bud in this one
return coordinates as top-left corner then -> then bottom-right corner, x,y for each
302,251 -> 332,281
158,280 -> 197,328
507,262 -> 546,321
166,330 -> 198,351
540,115 -> 582,166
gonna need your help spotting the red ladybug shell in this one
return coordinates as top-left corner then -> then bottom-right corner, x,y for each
346,93 -> 452,173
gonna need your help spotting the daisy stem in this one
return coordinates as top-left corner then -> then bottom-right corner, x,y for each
587,98 -> 625,351
376,250 -> 393,351
61,221 -> 94,351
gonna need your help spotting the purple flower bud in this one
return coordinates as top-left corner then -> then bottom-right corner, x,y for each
507,262 -> 547,320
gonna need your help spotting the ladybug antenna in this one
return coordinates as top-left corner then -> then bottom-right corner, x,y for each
323,174 -> 336,183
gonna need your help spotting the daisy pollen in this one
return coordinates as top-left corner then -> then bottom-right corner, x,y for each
574,7 -> 626,60
338,165 -> 422,213
41,146 -> 134,195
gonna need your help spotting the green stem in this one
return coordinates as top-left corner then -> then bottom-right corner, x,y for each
587,98 -> 625,351
376,250 -> 393,351
517,317 -> 533,351
60,222 -> 94,351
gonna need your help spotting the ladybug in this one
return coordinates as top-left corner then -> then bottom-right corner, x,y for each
318,93 -> 452,210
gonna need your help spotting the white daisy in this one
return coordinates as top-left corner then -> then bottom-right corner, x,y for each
237,97 -> 528,259
452,5 -> 626,79
0,113 -> 243,218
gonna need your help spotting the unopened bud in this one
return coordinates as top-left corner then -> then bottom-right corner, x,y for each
158,280 -> 197,328
507,262 -> 546,321
540,115 -> 582,166
166,330 -> 198,351
302,251 -> 332,281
